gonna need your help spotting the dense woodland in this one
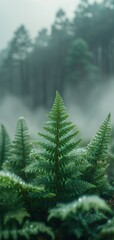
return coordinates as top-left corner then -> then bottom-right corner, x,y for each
0,0 -> 114,108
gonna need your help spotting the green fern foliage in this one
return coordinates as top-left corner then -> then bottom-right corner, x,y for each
87,114 -> 111,163
0,210 -> 54,240
0,222 -> 54,240
0,171 -> 46,217
0,124 -> 11,169
0,92 -> 113,240
48,195 -> 110,240
99,217 -> 114,240
4,117 -> 31,180
48,195 -> 110,220
3,208 -> 30,225
27,91 -> 93,203
83,114 -> 111,196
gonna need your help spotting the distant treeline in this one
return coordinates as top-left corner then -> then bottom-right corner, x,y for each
0,0 -> 114,108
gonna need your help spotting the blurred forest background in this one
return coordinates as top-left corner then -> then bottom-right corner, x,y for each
0,0 -> 114,138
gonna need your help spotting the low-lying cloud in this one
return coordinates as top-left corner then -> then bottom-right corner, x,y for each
0,79 -> 114,142
65,79 -> 114,141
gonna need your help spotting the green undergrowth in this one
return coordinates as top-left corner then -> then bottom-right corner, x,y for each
0,91 -> 114,240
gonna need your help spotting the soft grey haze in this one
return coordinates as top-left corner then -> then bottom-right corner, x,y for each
0,0 -> 79,50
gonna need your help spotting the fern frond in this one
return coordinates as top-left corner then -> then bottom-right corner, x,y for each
27,92 -> 93,203
0,124 -> 11,169
83,115 -> 111,196
99,217 -> 114,240
87,114 -> 111,163
0,171 -> 46,216
48,196 -> 110,220
19,221 -> 54,240
0,171 -> 44,192
4,208 -> 30,225
0,220 -> 54,240
5,117 -> 32,180
48,196 -> 111,240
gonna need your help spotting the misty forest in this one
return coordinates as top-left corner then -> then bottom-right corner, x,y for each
1,0 -> 114,239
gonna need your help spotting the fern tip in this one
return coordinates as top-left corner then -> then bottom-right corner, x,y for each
19,116 -> 25,120
107,113 -> 111,119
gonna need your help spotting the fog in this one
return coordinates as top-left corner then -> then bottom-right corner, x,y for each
0,0 -> 78,50
67,80 -> 114,140
0,79 -> 114,142
0,95 -> 47,139
0,0 -> 114,143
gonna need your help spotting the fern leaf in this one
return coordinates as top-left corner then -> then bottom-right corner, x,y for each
83,114 -> 111,196
48,196 -> 110,240
5,117 -> 32,180
4,208 -> 30,225
87,114 -> 111,163
48,195 -> 110,220
99,217 -> 114,239
0,171 -> 46,216
0,220 -> 54,240
26,92 -> 92,203
0,125 -> 11,169
19,221 -> 54,240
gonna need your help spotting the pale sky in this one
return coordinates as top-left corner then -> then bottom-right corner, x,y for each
0,0 -> 80,50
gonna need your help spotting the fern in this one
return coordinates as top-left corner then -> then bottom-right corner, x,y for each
0,222 -> 54,240
87,114 -> 111,163
0,210 -> 54,240
4,117 -> 32,180
0,170 -> 55,225
82,114 -> 111,197
0,171 -> 48,218
48,196 -> 110,220
99,217 -> 114,240
26,91 -> 93,203
4,208 -> 30,225
0,124 -> 11,169
48,195 -> 111,240
0,92 -> 113,240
